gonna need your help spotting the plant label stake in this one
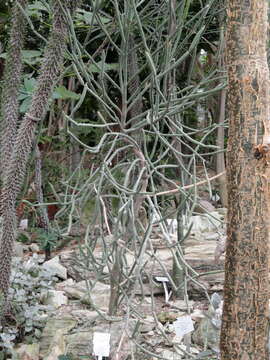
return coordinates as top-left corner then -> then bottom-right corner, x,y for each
93,332 -> 110,360
154,276 -> 171,303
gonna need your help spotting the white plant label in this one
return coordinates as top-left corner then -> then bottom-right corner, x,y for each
173,316 -> 194,337
19,219 -> 28,230
93,332 -> 110,358
155,276 -> 169,282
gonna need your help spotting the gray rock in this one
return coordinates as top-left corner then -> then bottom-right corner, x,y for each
15,343 -> 40,360
187,212 -> 222,234
40,315 -> 77,358
44,329 -> 66,360
194,199 -> 215,214
216,207 -> 227,216
59,250 -> 93,281
22,255 -> 43,276
134,282 -> 165,296
62,280 -> 110,310
29,243 -> 40,253
170,300 -> 194,312
65,320 -> 136,358
40,308 -> 137,359
160,349 -> 182,359
192,316 -> 220,351
41,290 -> 68,308
70,309 -> 98,323
204,232 -> 219,241
42,256 -> 67,280
140,316 -> 156,333
192,301 -> 222,352
56,278 -> 74,290
64,331 -> 93,358
102,251 -> 150,275
14,242 -> 24,257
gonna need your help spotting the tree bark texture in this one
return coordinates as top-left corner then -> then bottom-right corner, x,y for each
220,1 -> 270,359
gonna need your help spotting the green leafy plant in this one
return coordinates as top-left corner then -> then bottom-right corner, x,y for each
58,355 -> 75,360
19,76 -> 81,113
27,1 -> 49,16
36,228 -> 59,252
19,76 -> 37,113
0,50 -> 42,66
52,85 -> 80,100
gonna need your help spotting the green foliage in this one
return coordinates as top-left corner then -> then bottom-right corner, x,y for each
41,156 -> 69,194
27,1 -> 49,15
58,355 -> 75,360
88,61 -> 118,73
71,118 -> 105,147
18,76 -> 37,113
53,85 -> 80,100
36,228 -> 58,252
0,3 -> 10,45
75,8 -> 111,26
17,231 -> 31,244
0,50 -> 42,65
18,75 -> 81,113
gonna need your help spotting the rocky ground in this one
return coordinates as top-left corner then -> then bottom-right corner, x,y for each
1,207 -> 226,360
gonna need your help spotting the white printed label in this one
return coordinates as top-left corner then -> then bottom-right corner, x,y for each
19,219 -> 28,230
173,316 -> 194,337
155,276 -> 169,282
93,332 -> 111,357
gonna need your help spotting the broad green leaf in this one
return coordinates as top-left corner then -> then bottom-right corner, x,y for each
20,97 -> 32,113
18,93 -> 30,100
53,86 -> 80,100
22,50 -> 42,64
24,77 -> 37,93
76,9 -> 110,25
22,50 -> 42,59
0,50 -> 42,65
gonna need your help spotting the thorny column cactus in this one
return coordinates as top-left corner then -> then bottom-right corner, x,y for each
34,145 -> 50,259
0,0 -> 28,212
0,0 -> 79,315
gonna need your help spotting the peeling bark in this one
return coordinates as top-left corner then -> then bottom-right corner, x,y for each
220,1 -> 270,359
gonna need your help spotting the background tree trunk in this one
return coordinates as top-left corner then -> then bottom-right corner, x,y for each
215,1 -> 227,208
216,87 -> 227,207
220,1 -> 270,359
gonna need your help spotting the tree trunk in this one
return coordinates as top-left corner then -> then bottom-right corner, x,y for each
216,7 -> 227,207
216,88 -> 227,207
220,1 -> 270,359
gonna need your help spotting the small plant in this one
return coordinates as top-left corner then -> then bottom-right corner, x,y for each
58,355 -> 75,360
36,228 -> 59,253
0,255 -> 58,357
